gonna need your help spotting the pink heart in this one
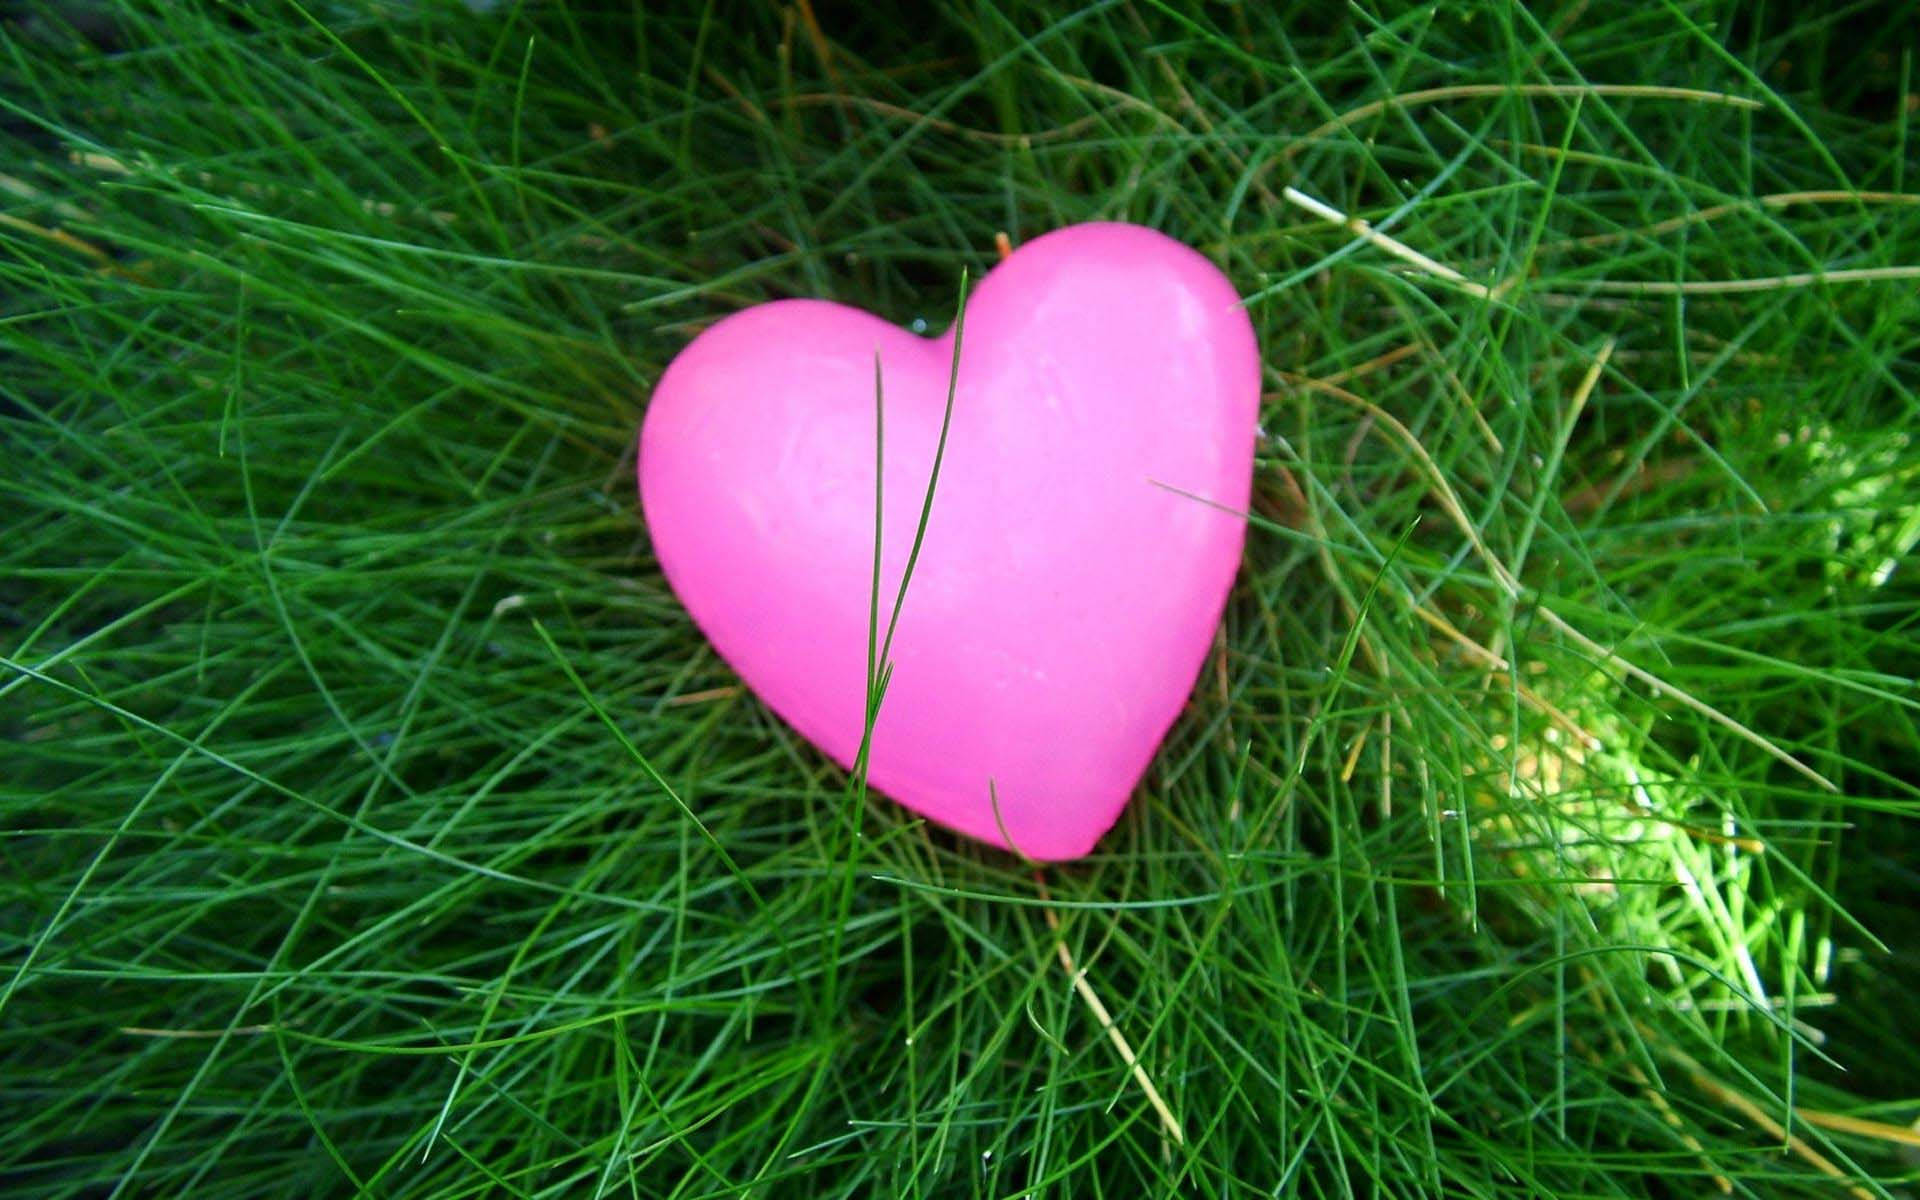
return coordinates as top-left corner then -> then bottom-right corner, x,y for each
638,223 -> 1260,860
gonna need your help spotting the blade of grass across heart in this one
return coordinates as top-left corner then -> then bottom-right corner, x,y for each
843,266 -> 974,819
764,266 -> 975,1191
813,268 -> 973,1101
810,347 -> 893,1043
879,267 -> 972,675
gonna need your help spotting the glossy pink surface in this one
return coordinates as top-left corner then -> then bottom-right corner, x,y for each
638,223 -> 1260,860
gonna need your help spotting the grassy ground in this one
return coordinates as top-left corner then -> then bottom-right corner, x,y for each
5,1 -> 1920,1196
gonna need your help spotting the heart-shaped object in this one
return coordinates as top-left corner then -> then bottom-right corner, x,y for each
639,223 -> 1259,860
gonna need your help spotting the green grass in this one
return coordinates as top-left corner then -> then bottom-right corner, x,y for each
4,1 -> 1920,1195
